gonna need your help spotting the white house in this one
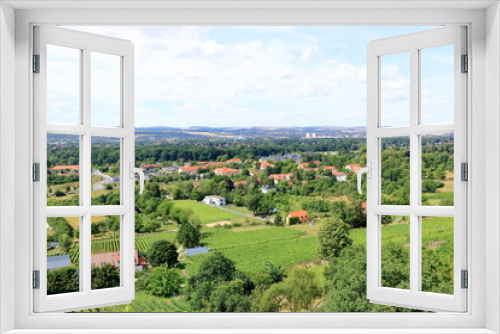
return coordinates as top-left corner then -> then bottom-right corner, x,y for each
202,195 -> 226,206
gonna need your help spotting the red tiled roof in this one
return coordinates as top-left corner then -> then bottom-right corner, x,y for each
322,166 -> 337,170
140,163 -> 160,168
269,173 -> 293,180
179,166 -> 201,172
332,170 -> 345,176
346,164 -> 362,170
91,249 -> 141,267
288,210 -> 309,220
227,158 -> 242,163
206,162 -> 227,167
50,165 -> 79,171
234,181 -> 247,186
215,167 -> 241,175
260,161 -> 275,169
299,161 -> 321,169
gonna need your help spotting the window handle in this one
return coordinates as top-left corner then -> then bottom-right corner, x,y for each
357,162 -> 371,195
129,162 -> 145,194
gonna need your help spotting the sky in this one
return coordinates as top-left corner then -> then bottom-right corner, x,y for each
47,26 -> 454,128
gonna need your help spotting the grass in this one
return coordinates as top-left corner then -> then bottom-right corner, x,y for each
173,200 -> 241,225
225,205 -> 253,215
79,293 -> 189,313
186,236 -> 319,276
202,227 -> 305,250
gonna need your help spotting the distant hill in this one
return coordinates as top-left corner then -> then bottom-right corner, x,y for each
135,126 -> 366,141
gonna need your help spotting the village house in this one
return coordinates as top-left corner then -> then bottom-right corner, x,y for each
227,158 -> 242,164
205,161 -> 227,168
333,169 -> 348,182
161,166 -> 180,174
298,160 -> 321,169
286,210 -> 309,225
345,163 -> 362,174
50,165 -> 79,171
178,166 -> 200,175
139,163 -> 160,171
214,167 -> 241,176
233,180 -> 247,188
202,195 -> 226,206
90,249 -> 147,271
259,160 -> 275,170
261,185 -> 276,194
269,173 -> 293,184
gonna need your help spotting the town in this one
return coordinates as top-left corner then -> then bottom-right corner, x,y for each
45,135 -> 455,312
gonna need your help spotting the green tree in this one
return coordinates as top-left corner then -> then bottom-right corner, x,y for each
206,279 -> 251,312
196,252 -> 237,283
137,266 -> 184,297
47,267 -> 79,295
148,240 -> 179,268
176,217 -> 202,248
58,234 -> 74,254
274,214 -> 284,226
91,264 -> 120,290
252,267 -> 322,312
318,217 -> 352,258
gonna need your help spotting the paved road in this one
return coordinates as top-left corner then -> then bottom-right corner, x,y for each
92,170 -> 116,191
208,204 -> 266,221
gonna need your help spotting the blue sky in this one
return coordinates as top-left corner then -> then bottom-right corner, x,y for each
50,26 -> 453,127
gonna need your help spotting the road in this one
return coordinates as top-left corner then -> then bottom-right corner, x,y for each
92,170 -> 116,191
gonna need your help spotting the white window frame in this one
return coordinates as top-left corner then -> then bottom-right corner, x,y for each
1,2 -> 498,333
33,26 -> 136,312
366,26 -> 467,312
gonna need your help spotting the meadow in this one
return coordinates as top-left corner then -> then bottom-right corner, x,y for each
172,200 -> 241,224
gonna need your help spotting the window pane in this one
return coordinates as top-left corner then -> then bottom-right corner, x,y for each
91,215 -> 121,290
47,45 -> 80,124
91,137 -> 121,205
47,216 -> 80,295
421,45 -> 454,125
381,137 -> 410,205
91,52 -> 121,127
380,52 -> 410,127
421,134 -> 454,206
47,134 -> 80,206
381,215 -> 410,289
421,216 -> 454,294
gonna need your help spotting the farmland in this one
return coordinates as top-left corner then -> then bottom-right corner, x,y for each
172,200 -> 241,225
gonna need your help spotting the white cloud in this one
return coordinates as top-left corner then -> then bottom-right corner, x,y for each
301,45 -> 319,62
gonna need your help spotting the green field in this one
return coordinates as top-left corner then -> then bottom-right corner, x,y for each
173,200 -> 241,224
51,231 -> 178,264
187,235 -> 319,276
202,227 -> 304,250
79,292 -> 189,313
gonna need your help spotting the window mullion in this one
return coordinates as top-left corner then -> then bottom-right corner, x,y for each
409,47 -> 420,294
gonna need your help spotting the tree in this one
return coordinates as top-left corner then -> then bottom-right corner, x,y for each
137,266 -> 184,297
171,187 -> 182,200
58,234 -> 74,254
91,264 -> 120,290
176,217 -> 202,248
273,214 -> 284,226
148,240 -> 179,268
252,267 -> 322,312
318,217 -> 352,258
195,252 -> 237,283
206,279 -> 251,312
47,267 -> 79,295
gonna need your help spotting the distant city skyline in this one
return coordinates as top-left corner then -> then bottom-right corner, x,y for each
51,26 -> 452,127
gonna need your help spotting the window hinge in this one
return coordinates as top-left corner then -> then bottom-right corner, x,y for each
33,163 -> 40,182
461,54 -> 468,73
461,162 -> 468,182
33,54 -> 40,73
461,270 -> 468,289
33,270 -> 40,289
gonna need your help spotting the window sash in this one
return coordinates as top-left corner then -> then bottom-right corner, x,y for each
33,25 -> 135,313
366,26 -> 468,312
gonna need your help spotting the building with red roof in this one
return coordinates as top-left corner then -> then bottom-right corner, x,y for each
91,249 -> 147,271
286,210 -> 309,225
345,164 -> 363,174
178,166 -> 201,174
214,167 -> 241,176
227,158 -> 242,164
50,165 -> 79,171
